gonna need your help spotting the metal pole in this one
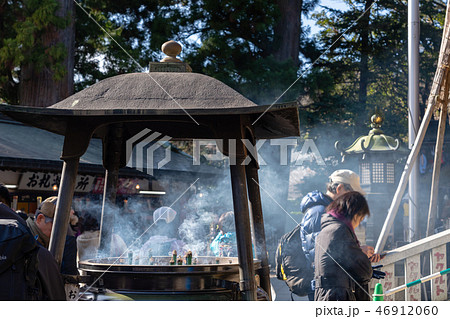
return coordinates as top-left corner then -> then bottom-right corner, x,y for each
98,168 -> 120,253
230,140 -> 257,301
375,99 -> 435,253
98,124 -> 123,253
408,0 -> 420,242
48,158 -> 80,266
426,75 -> 449,236
246,162 -> 272,300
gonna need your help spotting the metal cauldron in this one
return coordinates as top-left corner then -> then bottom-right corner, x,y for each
78,256 -> 264,300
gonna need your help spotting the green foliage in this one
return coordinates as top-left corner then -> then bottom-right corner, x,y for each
73,0 -> 187,91
0,0 -> 316,106
0,0 -> 446,144
301,0 -> 445,141
73,0 -> 315,104
180,0 -> 304,104
0,0 -> 69,104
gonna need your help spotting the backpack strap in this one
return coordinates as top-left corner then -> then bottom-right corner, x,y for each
279,247 -> 287,281
24,247 -> 40,300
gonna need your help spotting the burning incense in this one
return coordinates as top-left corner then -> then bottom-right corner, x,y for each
185,250 -> 192,265
169,250 -> 177,265
127,250 -> 133,265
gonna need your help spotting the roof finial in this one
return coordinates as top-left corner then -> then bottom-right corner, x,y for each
369,113 -> 384,135
149,40 -> 192,72
371,114 -> 383,129
160,40 -> 183,63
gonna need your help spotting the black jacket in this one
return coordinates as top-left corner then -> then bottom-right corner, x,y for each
314,213 -> 372,301
36,247 -> 67,300
0,203 -> 65,300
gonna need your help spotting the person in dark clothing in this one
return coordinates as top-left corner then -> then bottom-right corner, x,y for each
0,184 -> 27,220
314,191 -> 373,301
26,196 -> 78,275
0,183 -> 11,207
36,246 -> 67,300
299,169 -> 368,300
0,202 -> 66,300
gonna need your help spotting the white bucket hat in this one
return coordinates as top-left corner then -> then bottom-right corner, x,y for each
153,206 -> 177,224
329,169 -> 366,195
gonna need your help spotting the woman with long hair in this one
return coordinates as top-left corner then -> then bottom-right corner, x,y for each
314,191 -> 373,301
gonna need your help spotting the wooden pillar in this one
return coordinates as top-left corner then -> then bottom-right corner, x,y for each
228,125 -> 257,301
98,168 -> 120,253
48,122 -> 93,266
427,73 -> 450,236
230,163 -> 257,300
48,157 -> 80,265
245,149 -> 272,300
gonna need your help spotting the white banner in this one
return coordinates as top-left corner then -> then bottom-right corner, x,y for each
18,172 -> 95,193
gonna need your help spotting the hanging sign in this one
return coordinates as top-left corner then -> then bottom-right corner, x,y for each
92,177 -> 147,195
18,172 -> 95,193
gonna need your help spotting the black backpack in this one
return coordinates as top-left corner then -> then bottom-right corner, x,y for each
275,223 -> 314,297
0,204 -> 41,300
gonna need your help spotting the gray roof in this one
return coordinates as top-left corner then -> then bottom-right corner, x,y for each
0,72 -> 300,140
50,72 -> 257,111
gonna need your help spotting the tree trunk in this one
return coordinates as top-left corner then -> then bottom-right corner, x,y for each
359,0 -> 373,106
273,0 -> 302,66
19,0 -> 75,107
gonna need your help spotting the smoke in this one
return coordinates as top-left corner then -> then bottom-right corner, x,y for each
178,210 -> 218,256
72,120 -> 412,264
73,196 -> 155,259
177,175 -> 233,256
73,175 -> 235,260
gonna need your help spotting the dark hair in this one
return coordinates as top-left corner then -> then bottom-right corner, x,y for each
0,184 -> 11,207
82,213 -> 100,232
326,191 -> 370,220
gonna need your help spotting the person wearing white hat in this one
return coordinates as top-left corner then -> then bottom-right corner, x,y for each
328,169 -> 366,196
139,206 -> 184,257
297,169 -> 381,300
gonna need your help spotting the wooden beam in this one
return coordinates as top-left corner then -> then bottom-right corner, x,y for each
426,71 -> 450,236
373,229 -> 450,266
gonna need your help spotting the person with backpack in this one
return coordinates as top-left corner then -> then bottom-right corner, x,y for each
276,170 -> 358,299
314,191 -> 373,301
299,169 -> 369,300
276,169 -> 382,300
0,201 -> 66,300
